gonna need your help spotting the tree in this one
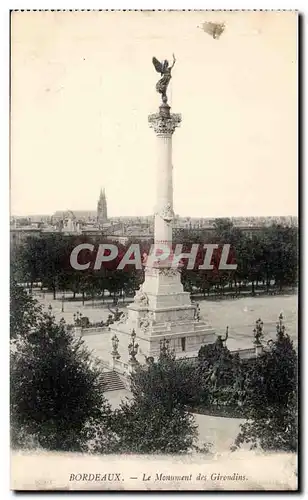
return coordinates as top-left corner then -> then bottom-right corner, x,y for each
10,279 -> 43,339
233,314 -> 297,452
10,307 -> 112,452
197,338 -> 238,407
11,222 -> 298,300
109,401 -> 197,454
130,348 -> 200,409
11,236 -> 43,287
268,224 -> 298,290
96,350 -> 199,454
212,218 -> 234,240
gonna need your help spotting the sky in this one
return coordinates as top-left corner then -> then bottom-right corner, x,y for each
10,10 -> 298,217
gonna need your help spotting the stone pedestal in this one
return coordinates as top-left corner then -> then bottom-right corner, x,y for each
108,103 -> 216,374
109,274 -> 216,370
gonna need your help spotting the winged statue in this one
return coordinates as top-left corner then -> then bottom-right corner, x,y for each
152,54 -> 176,104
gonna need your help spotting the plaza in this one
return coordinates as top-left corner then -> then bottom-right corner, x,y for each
36,291 -> 297,353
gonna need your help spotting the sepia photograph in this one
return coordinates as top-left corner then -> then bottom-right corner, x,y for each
9,9 -> 298,491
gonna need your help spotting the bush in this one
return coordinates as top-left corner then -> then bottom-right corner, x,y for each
11,309 -> 112,452
233,316 -> 297,452
94,350 -> 200,454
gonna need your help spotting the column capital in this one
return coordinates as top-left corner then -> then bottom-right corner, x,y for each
148,108 -> 181,136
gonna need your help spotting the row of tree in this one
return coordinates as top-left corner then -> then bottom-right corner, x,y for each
11,233 -> 144,301
11,280 -> 297,454
179,219 -> 298,296
11,219 -> 298,301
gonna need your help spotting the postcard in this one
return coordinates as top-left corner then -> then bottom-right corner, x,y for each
10,10 -> 298,491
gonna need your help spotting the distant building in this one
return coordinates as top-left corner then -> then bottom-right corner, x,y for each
52,210 -> 97,222
11,207 -> 298,250
61,211 -> 82,235
97,188 -> 108,225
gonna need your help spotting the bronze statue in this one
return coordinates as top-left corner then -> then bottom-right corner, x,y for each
108,306 -> 123,322
204,362 -> 220,391
152,54 -> 176,104
209,364 -> 219,390
215,326 -> 229,350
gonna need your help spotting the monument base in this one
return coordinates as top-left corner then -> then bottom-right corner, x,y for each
108,264 -> 216,377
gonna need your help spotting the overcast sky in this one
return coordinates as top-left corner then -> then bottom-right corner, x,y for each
10,10 -> 297,217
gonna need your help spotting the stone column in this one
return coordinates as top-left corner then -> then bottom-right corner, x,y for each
148,103 -> 181,252
107,91 -> 216,366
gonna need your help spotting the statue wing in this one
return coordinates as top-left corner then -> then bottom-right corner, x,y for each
152,56 -> 164,74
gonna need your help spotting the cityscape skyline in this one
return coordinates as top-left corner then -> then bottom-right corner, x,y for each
11,11 -> 297,217
10,181 -> 297,221
11,210 -> 298,219
10,183 -> 298,219
10,191 -> 298,221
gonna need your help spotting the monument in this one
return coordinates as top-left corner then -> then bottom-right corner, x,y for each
108,56 -> 216,372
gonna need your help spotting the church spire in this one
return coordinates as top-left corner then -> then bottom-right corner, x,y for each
97,187 -> 108,224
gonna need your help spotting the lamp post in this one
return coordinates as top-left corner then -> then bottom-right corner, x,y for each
276,312 -> 285,337
160,337 -> 170,357
61,293 -> 65,313
194,303 -> 200,322
128,329 -> 139,364
253,318 -> 264,356
73,311 -> 83,326
111,334 -> 121,360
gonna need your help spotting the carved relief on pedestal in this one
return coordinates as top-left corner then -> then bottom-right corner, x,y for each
118,311 -> 128,324
179,311 -> 194,321
160,203 -> 174,223
145,266 -> 159,277
134,288 -> 149,307
139,311 -> 155,333
139,317 -> 150,333
159,267 -> 179,278
145,266 -> 179,278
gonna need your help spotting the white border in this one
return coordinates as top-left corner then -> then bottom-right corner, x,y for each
1,4 -> 10,500
1,1 -> 305,498
3,2 -> 303,9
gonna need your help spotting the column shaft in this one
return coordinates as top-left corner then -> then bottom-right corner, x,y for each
148,109 -> 181,255
155,133 -> 173,247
